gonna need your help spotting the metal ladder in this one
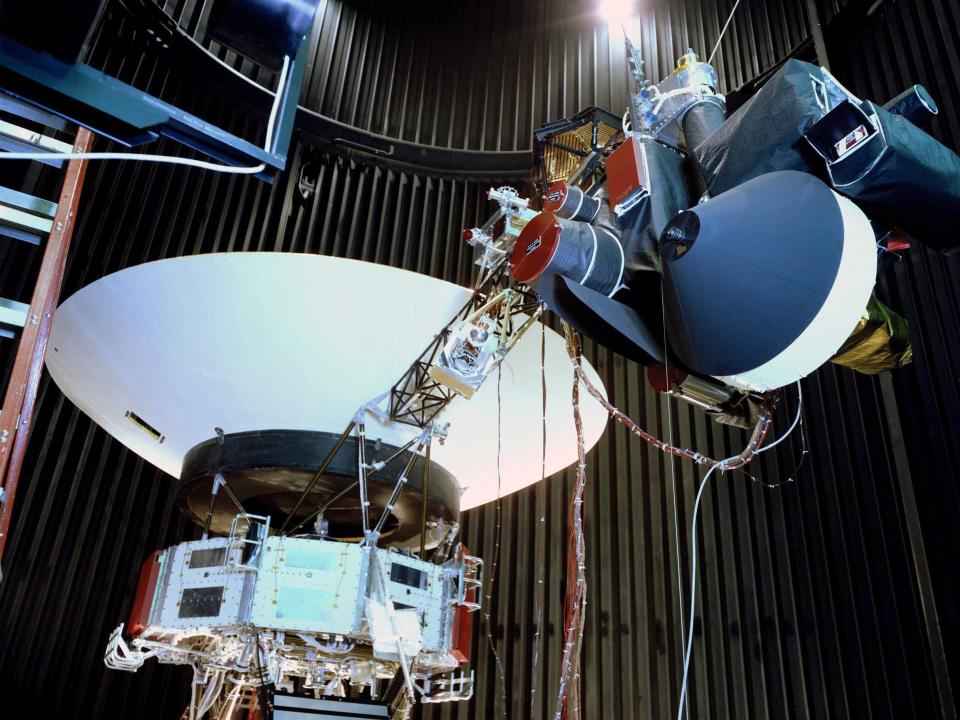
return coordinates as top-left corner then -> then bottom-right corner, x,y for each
455,552 -> 484,612
0,95 -> 93,576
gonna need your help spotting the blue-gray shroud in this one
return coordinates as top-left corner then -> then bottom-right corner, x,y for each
695,59 -> 960,253
810,100 -> 960,252
533,137 -> 689,367
694,60 -> 835,194
659,171 -> 847,378
534,274 -> 665,366
615,137 -> 693,274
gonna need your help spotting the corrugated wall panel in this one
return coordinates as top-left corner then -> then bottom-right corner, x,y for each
1,2 -> 957,719
300,0 -> 810,150
822,0 -> 960,710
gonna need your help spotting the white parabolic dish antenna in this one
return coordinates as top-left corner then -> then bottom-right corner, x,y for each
45,253 -> 608,520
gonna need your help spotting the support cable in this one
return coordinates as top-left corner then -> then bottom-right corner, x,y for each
201,473 -> 251,538
419,443 -> 431,560
201,475 -> 223,540
708,0 -> 744,65
368,441 -> 425,540
357,422 -> 371,537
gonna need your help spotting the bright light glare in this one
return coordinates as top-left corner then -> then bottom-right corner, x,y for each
597,0 -> 636,26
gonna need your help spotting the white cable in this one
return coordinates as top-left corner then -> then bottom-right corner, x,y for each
675,381 -> 803,719
0,55 -> 290,174
757,381 -> 803,455
708,0 -> 744,65
651,87 -> 695,115
660,277 -> 689,720
263,55 -> 290,152
0,152 -> 267,173
675,450 -> 740,720
197,671 -> 224,718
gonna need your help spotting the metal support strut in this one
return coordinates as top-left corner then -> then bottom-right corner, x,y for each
366,431 -> 430,545
278,420 -> 357,535
419,443 -> 431,560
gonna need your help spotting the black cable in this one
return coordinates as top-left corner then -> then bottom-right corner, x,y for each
254,632 -> 274,715
482,365 -> 508,720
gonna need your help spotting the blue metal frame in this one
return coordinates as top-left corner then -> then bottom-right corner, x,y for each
0,34 -> 307,183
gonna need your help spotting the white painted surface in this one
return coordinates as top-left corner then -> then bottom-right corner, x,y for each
716,191 -> 877,392
46,253 -> 608,510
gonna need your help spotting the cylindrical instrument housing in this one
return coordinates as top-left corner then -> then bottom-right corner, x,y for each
511,212 -> 624,297
883,85 -> 938,126
681,100 -> 727,151
542,181 -> 601,222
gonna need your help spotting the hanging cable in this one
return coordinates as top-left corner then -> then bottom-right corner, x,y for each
482,365 -> 508,720
555,328 -> 589,720
0,56 -> 291,174
735,383 -> 809,488
661,278 -> 689,720
530,314 -> 548,717
708,0 -> 744,64
757,382 -> 803,454
675,381 -> 804,720
674,450 -> 738,720
560,321 -> 776,720
564,344 -> 775,471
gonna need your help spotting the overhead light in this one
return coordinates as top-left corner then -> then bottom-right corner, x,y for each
597,0 -> 636,26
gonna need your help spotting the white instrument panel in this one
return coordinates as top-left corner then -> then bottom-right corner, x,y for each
252,538 -> 369,636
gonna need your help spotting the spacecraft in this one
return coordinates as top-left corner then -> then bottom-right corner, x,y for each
4,2 -> 616,713
507,47 -> 958,426
45,252 -> 608,718
8,1 -> 959,716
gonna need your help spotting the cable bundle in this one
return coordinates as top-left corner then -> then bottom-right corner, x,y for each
557,322 -> 786,720
554,329 -> 589,720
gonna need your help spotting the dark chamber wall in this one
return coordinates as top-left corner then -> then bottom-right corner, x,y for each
0,1 -> 958,719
